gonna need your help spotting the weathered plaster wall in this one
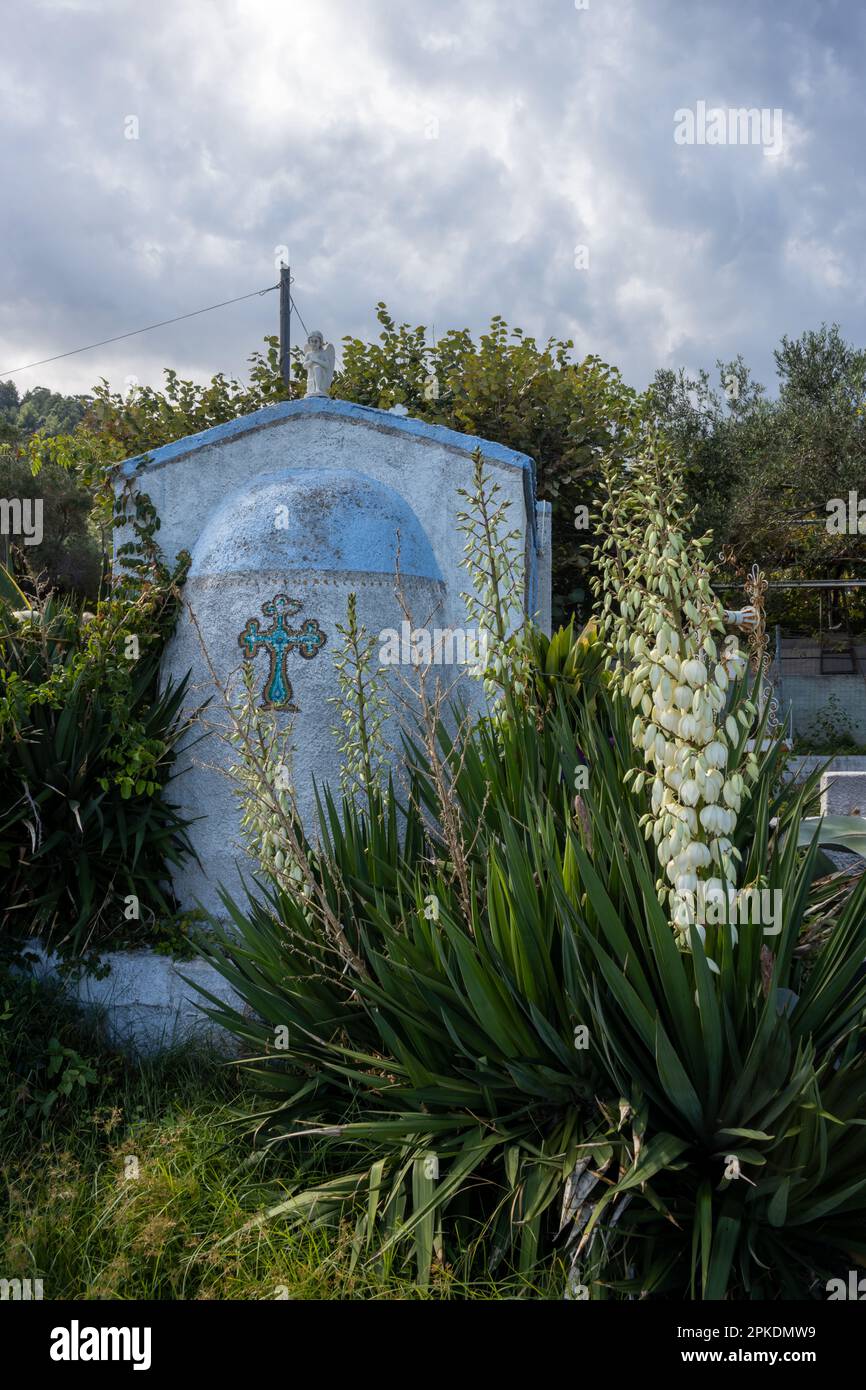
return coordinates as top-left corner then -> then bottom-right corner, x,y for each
164,466 -> 450,915
115,400 -> 549,919
118,399 -> 544,628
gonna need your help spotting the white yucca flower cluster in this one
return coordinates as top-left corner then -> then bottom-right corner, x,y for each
226,663 -> 307,896
594,434 -> 759,946
457,450 -> 531,704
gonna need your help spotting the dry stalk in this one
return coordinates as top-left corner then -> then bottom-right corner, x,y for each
185,602 -> 367,982
389,547 -> 476,931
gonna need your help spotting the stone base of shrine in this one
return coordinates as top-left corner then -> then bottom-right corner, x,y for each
23,942 -> 244,1056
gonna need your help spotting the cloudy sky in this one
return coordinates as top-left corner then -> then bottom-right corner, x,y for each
1,0 -> 863,401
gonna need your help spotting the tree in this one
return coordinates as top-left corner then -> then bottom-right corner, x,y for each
0,449 -> 102,595
29,313 -> 864,628
650,326 -> 866,632
0,382 -> 89,445
337,307 -> 642,623
0,381 -> 19,445
33,308 -> 642,622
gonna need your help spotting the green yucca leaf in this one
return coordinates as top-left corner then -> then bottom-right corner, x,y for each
654,1018 -> 705,1135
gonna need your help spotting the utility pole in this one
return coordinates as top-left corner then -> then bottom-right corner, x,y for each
279,263 -> 291,393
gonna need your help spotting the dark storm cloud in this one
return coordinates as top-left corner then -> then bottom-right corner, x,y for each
1,0 -> 864,399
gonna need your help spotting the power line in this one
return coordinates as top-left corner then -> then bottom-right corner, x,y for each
716,580 -> 866,589
0,284 -> 280,377
290,294 -> 310,340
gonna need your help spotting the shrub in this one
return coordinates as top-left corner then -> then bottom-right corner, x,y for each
0,968 -> 101,1127
797,693 -> 864,754
0,544 -> 196,964
0,447 -> 102,596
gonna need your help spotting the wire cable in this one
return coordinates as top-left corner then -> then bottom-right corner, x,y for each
0,284 -> 280,377
290,294 -> 310,341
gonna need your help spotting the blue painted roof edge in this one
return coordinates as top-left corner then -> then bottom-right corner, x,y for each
118,397 -> 537,491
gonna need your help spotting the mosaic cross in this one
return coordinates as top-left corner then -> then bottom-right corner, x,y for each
238,594 -> 327,710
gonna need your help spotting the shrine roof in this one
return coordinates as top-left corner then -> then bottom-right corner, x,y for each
118,397 -> 537,489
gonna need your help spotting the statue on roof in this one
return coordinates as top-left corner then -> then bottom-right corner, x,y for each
303,331 -> 335,398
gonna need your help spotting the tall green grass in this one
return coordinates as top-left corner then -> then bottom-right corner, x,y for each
0,968 -> 555,1299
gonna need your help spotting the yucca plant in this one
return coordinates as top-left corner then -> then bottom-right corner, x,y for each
549,430 -> 866,1298
196,649 -> 866,1295
555,684 -> 866,1299
195,440 -> 866,1298
525,616 -> 606,708
195,677 -> 611,1284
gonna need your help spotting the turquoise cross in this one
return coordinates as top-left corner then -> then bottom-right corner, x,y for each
238,594 -> 327,710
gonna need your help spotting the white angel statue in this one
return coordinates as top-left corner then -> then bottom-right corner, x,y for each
303,331 -> 335,398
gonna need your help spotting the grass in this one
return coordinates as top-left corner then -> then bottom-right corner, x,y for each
0,966 -> 558,1300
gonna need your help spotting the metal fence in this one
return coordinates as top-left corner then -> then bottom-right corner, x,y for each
771,631 -> 866,744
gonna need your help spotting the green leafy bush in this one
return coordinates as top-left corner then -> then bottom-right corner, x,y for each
796,693 -> 865,754
0,544 -> 196,963
0,970 -> 100,1125
0,448 -> 102,595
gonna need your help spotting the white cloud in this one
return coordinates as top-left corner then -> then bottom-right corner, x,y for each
784,238 -> 848,291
